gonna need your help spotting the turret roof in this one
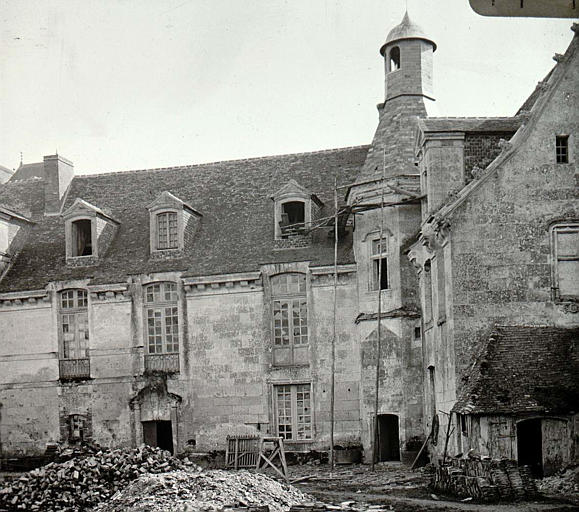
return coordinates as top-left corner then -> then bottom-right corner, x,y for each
380,11 -> 436,55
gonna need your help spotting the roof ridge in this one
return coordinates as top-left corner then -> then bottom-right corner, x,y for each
424,116 -> 516,120
75,145 -> 371,178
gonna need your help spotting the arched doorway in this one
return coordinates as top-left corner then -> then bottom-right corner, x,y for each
517,418 -> 542,478
377,414 -> 400,461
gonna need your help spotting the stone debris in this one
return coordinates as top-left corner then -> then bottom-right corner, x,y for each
0,445 -> 199,512
536,465 -> 579,500
91,469 -> 311,512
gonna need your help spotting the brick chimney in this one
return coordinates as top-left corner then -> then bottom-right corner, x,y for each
43,154 -> 74,214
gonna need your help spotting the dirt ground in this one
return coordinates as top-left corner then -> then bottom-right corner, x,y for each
284,463 -> 578,512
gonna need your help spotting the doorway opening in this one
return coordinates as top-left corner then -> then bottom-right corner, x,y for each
517,418 -> 542,478
377,414 -> 400,462
142,420 -> 173,454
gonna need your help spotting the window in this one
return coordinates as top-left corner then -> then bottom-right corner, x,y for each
71,219 -> 92,256
389,46 -> 400,71
59,289 -> 90,379
274,384 -> 312,441
280,201 -> 305,238
370,238 -> 388,290
271,273 -> 308,366
428,365 -> 436,416
69,414 -> 86,442
436,253 -> 446,320
156,212 -> 178,249
414,326 -> 421,339
551,223 -> 579,301
145,282 -> 179,354
424,260 -> 433,323
60,289 -> 89,359
556,136 -> 569,164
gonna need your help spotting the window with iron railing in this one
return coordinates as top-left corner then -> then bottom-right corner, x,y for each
59,289 -> 90,380
144,282 -> 180,373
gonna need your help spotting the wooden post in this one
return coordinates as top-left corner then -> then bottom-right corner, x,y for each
330,178 -> 338,470
371,149 -> 386,471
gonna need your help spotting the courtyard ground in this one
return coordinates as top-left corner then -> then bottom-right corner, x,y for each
284,463 -> 578,512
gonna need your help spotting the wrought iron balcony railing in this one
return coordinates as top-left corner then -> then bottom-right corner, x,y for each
59,358 -> 91,380
144,353 -> 180,373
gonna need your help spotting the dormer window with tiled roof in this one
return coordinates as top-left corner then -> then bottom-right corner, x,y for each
272,180 -> 322,249
62,198 -> 119,266
147,191 -> 201,258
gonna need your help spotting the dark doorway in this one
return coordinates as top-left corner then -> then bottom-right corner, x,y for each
377,414 -> 400,462
142,420 -> 173,454
517,418 -> 542,478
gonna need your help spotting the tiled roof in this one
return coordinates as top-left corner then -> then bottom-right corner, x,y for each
418,117 -> 523,133
453,326 -> 579,416
0,177 -> 44,218
0,146 -> 368,292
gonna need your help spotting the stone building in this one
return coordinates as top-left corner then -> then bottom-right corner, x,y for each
0,13 -> 577,474
408,25 -> 579,476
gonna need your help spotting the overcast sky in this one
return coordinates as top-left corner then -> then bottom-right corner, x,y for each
0,0 -> 574,175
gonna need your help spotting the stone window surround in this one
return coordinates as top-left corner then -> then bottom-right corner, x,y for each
58,288 -> 89,360
274,196 -> 311,239
550,221 -> 579,302
147,191 -> 202,255
149,207 -> 184,253
369,235 -> 389,292
65,214 -> 98,259
271,381 -> 314,443
270,272 -> 309,367
363,229 -> 393,295
143,281 -> 181,355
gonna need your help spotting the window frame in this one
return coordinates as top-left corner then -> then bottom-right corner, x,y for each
65,216 -> 97,259
143,282 -> 180,355
149,207 -> 184,254
388,46 -> 401,72
550,222 -> 579,302
58,289 -> 89,361
156,211 -> 179,250
271,273 -> 309,367
273,383 -> 313,442
555,135 -> 569,164
369,237 -> 389,291
69,414 -> 86,442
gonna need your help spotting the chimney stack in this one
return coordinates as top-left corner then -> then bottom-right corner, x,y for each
43,154 -> 74,214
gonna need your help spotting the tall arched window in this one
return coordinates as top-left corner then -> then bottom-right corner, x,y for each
59,289 -> 90,379
271,273 -> 308,366
144,282 -> 180,372
389,46 -> 400,71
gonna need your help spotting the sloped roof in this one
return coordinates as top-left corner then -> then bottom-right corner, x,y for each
453,326 -> 579,415
0,146 -> 368,292
418,117 -> 522,134
11,162 -> 45,181
431,28 -> 578,224
0,177 -> 45,219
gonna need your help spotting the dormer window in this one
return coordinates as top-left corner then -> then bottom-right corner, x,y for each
272,180 -> 322,245
62,198 -> 119,264
280,201 -> 306,238
147,191 -> 202,257
72,219 -> 93,256
156,211 -> 178,249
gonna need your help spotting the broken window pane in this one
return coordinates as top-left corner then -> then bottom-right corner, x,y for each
275,384 -> 312,441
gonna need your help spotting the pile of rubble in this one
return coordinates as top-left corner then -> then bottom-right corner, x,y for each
92,469 -> 311,512
536,465 -> 579,502
0,445 -> 199,511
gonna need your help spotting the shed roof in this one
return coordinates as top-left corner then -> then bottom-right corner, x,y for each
0,146 -> 368,292
453,326 -> 579,416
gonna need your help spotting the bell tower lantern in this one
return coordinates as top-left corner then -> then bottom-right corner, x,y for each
380,12 -> 436,104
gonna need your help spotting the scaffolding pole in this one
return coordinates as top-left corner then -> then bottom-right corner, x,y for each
371,149 -> 386,472
330,177 -> 338,470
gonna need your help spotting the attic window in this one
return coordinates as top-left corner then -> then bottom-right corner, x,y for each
389,46 -> 400,72
72,219 -> 92,256
156,212 -> 178,249
280,201 -> 305,237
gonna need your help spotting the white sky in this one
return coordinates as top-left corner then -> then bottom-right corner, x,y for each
0,0 -> 574,175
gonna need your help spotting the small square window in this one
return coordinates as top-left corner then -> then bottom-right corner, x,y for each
556,135 -> 569,164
